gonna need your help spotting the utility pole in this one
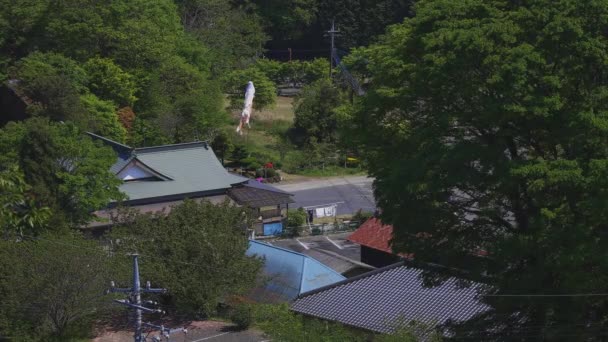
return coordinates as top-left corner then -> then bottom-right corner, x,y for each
109,254 -> 186,342
326,20 -> 340,79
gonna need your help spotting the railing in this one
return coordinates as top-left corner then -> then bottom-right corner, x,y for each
296,221 -> 361,236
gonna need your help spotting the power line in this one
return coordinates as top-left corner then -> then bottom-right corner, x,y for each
484,293 -> 608,297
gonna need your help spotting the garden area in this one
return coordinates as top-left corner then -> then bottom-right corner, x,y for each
214,93 -> 364,182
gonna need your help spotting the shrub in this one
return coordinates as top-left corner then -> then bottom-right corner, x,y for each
231,304 -> 253,330
353,209 -> 374,223
265,168 -> 277,178
248,161 -> 262,171
287,208 -> 306,227
222,67 -> 276,110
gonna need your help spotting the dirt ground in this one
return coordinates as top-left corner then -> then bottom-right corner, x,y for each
93,320 -> 266,342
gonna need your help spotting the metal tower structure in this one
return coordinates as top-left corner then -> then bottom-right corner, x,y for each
108,254 -> 187,342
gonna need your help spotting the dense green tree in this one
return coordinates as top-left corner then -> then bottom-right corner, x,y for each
0,167 -> 51,237
84,57 -> 137,107
0,118 -> 123,227
293,79 -> 343,144
252,0 -> 318,41
0,234 -> 122,339
10,52 -> 87,124
255,58 -> 329,86
223,67 -> 277,110
110,200 -> 263,316
211,131 -> 234,166
177,0 -> 267,73
80,93 -> 126,143
315,0 -> 413,48
0,0 -> 49,76
128,117 -> 171,147
137,56 -> 225,143
350,0 -> 608,339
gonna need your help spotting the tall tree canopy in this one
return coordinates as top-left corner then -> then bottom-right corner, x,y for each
0,0 -> 229,146
0,234 -> 123,339
176,0 -> 267,73
0,118 -> 123,228
350,0 -> 608,339
111,200 -> 263,316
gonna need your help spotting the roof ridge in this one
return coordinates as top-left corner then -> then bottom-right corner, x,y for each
249,239 -> 316,259
115,156 -> 174,181
86,132 -> 132,151
134,141 -> 209,153
309,248 -> 375,270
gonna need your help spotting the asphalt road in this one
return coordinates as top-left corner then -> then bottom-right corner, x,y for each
275,176 -> 376,215
271,232 -> 361,261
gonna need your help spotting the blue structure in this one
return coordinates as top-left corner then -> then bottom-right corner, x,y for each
263,222 -> 283,236
246,240 -> 346,303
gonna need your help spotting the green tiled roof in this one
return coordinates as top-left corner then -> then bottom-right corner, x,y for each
110,141 -> 246,203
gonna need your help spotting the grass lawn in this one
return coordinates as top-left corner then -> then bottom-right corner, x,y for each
226,96 -> 364,177
227,96 -> 294,162
296,165 -> 366,177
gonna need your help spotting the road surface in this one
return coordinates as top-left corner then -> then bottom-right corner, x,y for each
275,176 -> 376,215
270,232 -> 375,277
93,321 -> 266,342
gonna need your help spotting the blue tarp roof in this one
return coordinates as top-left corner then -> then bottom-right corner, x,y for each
246,240 -> 346,303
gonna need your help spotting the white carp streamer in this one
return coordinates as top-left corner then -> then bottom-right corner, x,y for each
236,81 -> 255,135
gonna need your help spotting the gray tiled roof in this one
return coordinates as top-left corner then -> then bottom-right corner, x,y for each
229,180 -> 294,208
291,261 -> 490,334
89,132 -> 248,203
117,142 -> 246,202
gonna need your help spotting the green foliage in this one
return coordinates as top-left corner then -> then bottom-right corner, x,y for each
0,0 -> 234,146
0,167 -> 51,236
136,56 -> 225,143
177,0 -> 267,73
222,67 -> 277,110
11,52 -> 87,124
253,303 -> 366,342
352,209 -> 373,223
254,58 -> 329,86
128,117 -> 170,147
84,57 -> 137,107
80,93 -> 126,143
315,0 -> 413,48
111,200 -> 263,316
12,52 -> 89,92
211,131 -> 234,166
0,118 -> 123,227
0,233 -> 123,340
286,208 -> 307,237
293,79 -> 344,144
375,322 -> 441,342
252,0 -> 318,40
230,303 -> 253,330
230,144 -> 250,164
288,208 -> 307,228
351,0 -> 608,338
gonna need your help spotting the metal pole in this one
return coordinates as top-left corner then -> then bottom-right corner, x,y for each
329,20 -> 335,78
133,254 -> 142,342
109,255 -> 172,342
